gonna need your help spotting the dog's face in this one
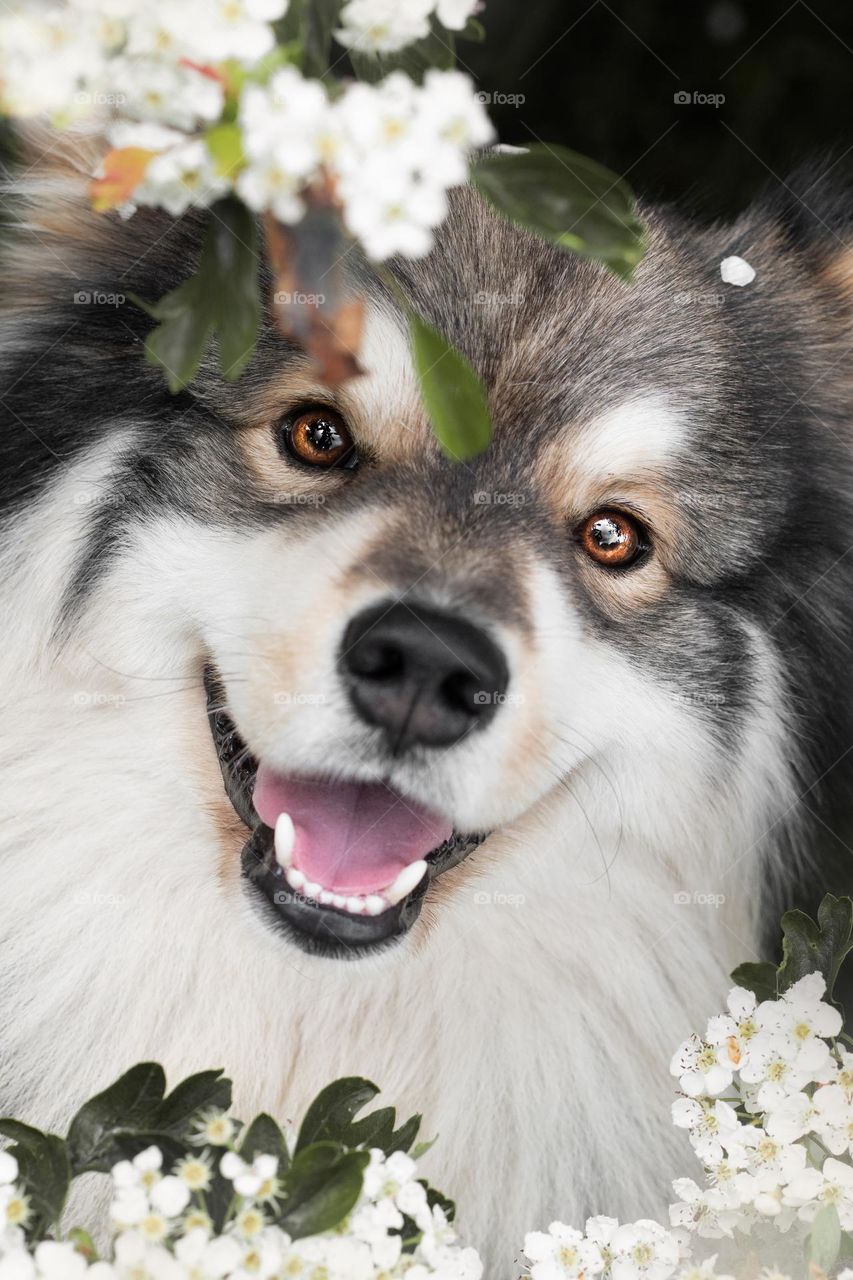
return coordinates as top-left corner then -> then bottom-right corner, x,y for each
4,167 -> 852,959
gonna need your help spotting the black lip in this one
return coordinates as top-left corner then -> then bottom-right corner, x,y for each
204,666 -> 485,957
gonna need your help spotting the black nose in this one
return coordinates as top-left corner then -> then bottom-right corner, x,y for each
340,601 -> 510,750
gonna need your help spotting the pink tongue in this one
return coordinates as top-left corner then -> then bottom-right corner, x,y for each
253,769 -> 453,895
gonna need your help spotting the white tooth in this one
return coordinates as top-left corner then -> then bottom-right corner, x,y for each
286,867 -> 305,890
331,894 -> 347,909
364,895 -> 387,916
303,881 -> 321,900
385,860 -> 428,906
274,813 -> 296,868
319,890 -> 335,906
345,896 -> 365,915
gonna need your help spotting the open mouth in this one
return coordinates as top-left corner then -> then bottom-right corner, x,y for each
205,668 -> 485,956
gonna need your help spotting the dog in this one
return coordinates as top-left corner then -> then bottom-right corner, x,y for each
0,131 -> 851,1274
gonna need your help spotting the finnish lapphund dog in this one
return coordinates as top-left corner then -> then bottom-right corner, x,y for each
0,130 -> 851,1271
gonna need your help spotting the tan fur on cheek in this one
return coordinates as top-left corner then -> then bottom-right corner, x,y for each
173,677 -> 247,888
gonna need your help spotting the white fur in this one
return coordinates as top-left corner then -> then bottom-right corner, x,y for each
0,430 -> 794,1277
573,395 -> 688,484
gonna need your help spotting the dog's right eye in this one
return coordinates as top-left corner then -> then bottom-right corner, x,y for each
277,405 -> 358,470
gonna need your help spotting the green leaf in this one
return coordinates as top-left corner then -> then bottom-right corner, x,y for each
471,144 -> 646,281
385,1112 -> 422,1155
777,894 -> 853,998
279,1144 -> 369,1238
154,1070 -> 232,1136
424,1180 -> 455,1224
68,1228 -> 98,1262
408,310 -> 492,459
131,197 -> 260,393
66,1063 -> 166,1173
457,16 -> 485,41
239,1113 -> 290,1173
809,1203 -> 842,1273
0,1122 -> 71,1241
345,1106 -> 397,1150
730,961 -> 778,1002
296,1078 -> 379,1152
278,0 -> 343,77
205,123 -> 245,177
348,15 -> 456,82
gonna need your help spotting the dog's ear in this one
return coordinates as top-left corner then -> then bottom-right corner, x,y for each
745,159 -> 853,311
0,123 -> 205,313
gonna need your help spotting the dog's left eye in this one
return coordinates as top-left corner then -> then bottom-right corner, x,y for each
576,510 -> 649,568
278,405 -> 358,469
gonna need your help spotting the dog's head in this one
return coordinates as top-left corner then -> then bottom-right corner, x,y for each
3,139 -> 852,957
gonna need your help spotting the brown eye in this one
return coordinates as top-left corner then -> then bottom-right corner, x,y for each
279,405 -> 358,469
577,510 -> 648,568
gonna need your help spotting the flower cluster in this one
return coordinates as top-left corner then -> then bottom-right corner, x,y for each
0,0 -> 492,261
524,973 -> 853,1280
0,1126 -> 482,1279
335,0 -> 480,54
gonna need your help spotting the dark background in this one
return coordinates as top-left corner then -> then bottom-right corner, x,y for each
464,0 -> 853,222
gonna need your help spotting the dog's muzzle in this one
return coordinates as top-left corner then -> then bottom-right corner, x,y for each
205,601 -> 507,957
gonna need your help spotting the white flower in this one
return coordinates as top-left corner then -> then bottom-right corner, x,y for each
670,1036 -> 733,1098
193,1109 -> 236,1147
783,1157 -> 853,1228
720,256 -> 755,286
114,57 -> 224,132
240,69 -> 330,176
0,1246 -> 36,1280
341,165 -> 447,258
608,1220 -> 681,1280
219,1151 -> 278,1200
32,1242 -> 88,1280
189,0 -> 288,64
705,987 -> 760,1073
676,1257 -> 736,1280
668,1179 -> 741,1239
112,1145 -> 163,1192
435,0 -> 480,30
523,1222 -> 604,1280
760,973 -> 843,1046
671,1098 -> 743,1166
236,158 -> 305,222
149,1174 -> 191,1218
336,0 -> 433,54
175,1227 -> 243,1277
811,1081 -> 853,1156
135,140 -> 228,217
738,1030 -> 834,1110
0,1156 -> 18,1188
414,69 -> 494,185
